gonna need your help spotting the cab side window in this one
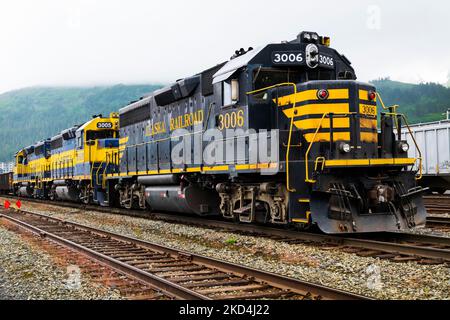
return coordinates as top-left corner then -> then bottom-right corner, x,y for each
223,79 -> 239,106
77,133 -> 84,149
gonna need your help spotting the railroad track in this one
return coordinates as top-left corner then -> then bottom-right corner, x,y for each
423,195 -> 450,214
0,207 -> 366,300
2,195 -> 450,265
425,216 -> 450,229
2,220 -> 170,300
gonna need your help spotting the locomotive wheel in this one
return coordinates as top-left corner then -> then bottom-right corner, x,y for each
81,194 -> 91,204
80,187 -> 91,204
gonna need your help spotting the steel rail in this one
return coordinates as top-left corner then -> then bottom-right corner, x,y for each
0,212 -> 208,300
2,195 -> 450,263
426,216 -> 450,227
0,208 -> 368,300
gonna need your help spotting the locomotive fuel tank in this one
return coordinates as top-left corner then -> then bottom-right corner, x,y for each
144,185 -> 220,215
137,174 -> 179,186
55,186 -> 79,202
18,186 -> 33,197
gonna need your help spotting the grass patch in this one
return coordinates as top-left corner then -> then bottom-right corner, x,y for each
224,237 -> 238,245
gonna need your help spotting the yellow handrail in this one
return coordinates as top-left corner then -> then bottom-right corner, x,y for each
304,111 -> 422,182
385,112 -> 423,180
305,112 -> 356,183
314,156 -> 326,171
376,92 -> 397,111
102,152 -> 112,188
89,163 -> 95,188
95,159 -> 107,189
376,92 -> 400,134
247,82 -> 298,192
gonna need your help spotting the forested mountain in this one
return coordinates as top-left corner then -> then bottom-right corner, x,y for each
0,84 -> 161,162
0,79 -> 449,162
371,78 -> 450,124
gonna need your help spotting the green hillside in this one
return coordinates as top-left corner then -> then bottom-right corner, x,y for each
371,78 -> 450,124
0,79 -> 449,163
0,84 -> 161,162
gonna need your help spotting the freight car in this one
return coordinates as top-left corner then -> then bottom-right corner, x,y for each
12,31 -> 428,234
0,172 -> 12,194
401,113 -> 450,194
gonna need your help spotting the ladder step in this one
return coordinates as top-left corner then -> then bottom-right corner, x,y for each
233,204 -> 252,214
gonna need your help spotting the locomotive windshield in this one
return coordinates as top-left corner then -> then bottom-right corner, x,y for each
86,129 -> 115,141
252,67 -> 336,92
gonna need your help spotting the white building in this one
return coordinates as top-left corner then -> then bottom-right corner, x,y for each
0,162 -> 14,173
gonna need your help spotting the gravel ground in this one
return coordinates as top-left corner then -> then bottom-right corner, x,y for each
0,223 -> 122,300
7,200 -> 449,300
406,225 -> 450,238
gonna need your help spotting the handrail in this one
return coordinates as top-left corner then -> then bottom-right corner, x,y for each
305,111 -> 422,183
247,82 -> 298,192
104,149 -> 119,177
304,112 -> 356,183
376,92 -> 400,134
385,112 -> 423,180
376,92 -> 397,111
314,156 -> 326,171
95,161 -> 104,188
377,92 -> 422,180
101,154 -> 109,188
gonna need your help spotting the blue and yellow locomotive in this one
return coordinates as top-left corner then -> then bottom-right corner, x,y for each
13,113 -> 119,205
13,31 -> 427,234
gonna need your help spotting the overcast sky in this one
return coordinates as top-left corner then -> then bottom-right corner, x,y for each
0,0 -> 449,94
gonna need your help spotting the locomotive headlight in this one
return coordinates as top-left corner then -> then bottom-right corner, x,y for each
306,44 -> 319,68
398,141 -> 409,152
339,142 -> 351,153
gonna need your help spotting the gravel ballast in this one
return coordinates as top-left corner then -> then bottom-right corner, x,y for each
3,199 -> 448,300
0,222 -> 122,300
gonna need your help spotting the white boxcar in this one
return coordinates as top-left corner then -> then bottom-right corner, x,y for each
401,118 -> 450,193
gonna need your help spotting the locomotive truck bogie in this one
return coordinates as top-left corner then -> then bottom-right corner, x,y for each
216,181 -> 289,224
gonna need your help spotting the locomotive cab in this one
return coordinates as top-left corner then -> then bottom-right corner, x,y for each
72,113 -> 120,205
